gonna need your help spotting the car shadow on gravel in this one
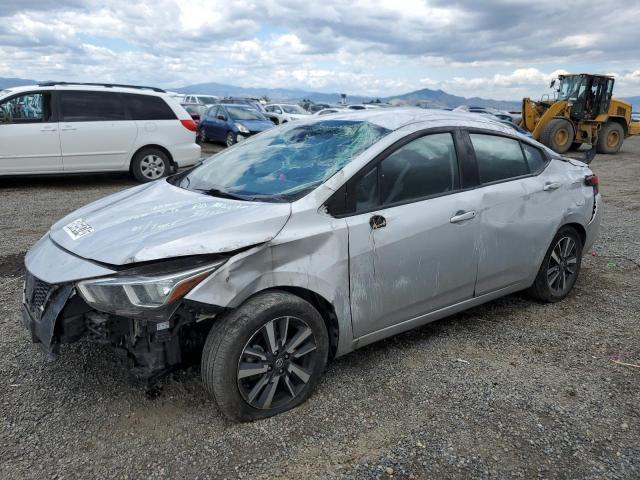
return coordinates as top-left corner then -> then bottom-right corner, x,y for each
0,172 -> 137,189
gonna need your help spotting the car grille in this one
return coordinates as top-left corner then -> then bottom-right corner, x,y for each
25,272 -> 55,312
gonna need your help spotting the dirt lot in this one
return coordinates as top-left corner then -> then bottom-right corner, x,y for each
1,138 -> 638,479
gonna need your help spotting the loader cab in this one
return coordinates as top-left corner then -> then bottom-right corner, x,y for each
554,74 -> 614,121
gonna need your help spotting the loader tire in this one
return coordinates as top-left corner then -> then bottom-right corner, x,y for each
596,121 -> 624,154
540,118 -> 575,154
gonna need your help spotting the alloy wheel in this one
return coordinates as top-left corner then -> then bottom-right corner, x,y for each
237,316 -> 318,410
547,236 -> 578,294
139,154 -> 165,180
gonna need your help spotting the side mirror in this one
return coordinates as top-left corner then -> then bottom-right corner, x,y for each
0,109 -> 11,124
217,114 -> 226,121
549,79 -> 556,89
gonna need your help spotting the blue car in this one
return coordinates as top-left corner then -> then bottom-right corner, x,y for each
198,104 -> 275,147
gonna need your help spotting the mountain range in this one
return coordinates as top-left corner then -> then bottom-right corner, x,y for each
2,76 -> 639,111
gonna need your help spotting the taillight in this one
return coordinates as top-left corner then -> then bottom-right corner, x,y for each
180,119 -> 197,132
585,174 -> 599,194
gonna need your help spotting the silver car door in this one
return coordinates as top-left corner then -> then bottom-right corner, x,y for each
345,131 -> 481,338
468,132 -> 564,295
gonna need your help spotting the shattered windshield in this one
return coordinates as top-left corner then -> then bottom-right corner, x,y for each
171,120 -> 390,201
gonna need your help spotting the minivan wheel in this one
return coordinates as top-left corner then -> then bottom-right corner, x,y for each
226,132 -> 236,147
131,148 -> 170,182
201,290 -> 329,422
528,226 -> 583,303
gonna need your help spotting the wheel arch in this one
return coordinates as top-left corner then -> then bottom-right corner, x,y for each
606,116 -> 628,136
252,286 -> 340,360
561,222 -> 586,246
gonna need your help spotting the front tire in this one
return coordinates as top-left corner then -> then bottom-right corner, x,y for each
596,121 -> 624,154
130,148 -> 170,183
528,226 -> 583,303
201,291 -> 329,422
225,132 -> 236,147
540,118 -> 575,154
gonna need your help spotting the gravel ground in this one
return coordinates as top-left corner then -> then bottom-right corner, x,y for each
0,138 -> 638,479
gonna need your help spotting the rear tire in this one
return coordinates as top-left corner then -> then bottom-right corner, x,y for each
130,148 -> 170,183
201,291 -> 329,422
596,121 -> 624,154
540,118 -> 575,154
528,226 -> 583,303
198,128 -> 208,144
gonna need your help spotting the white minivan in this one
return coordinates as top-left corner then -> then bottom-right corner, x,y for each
0,82 -> 201,182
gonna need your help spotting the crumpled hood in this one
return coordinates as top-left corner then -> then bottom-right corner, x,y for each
49,180 -> 291,265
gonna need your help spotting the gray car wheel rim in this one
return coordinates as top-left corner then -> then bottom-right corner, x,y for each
237,316 -> 318,410
547,236 -> 578,294
140,154 -> 165,180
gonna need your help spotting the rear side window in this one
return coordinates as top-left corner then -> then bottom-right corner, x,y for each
126,94 -> 176,120
470,134 -> 528,183
59,91 -> 125,122
522,143 -> 547,174
379,133 -> 459,205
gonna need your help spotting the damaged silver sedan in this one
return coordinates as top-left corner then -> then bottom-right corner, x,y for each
22,109 -> 602,421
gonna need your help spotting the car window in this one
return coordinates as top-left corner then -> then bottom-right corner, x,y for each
275,106 -> 283,114
354,167 -> 379,212
207,106 -> 219,118
226,107 -> 267,121
378,133 -> 459,205
282,105 -> 307,114
125,94 -> 176,120
59,91 -> 126,122
0,92 -> 51,123
521,143 -> 547,174
470,133 -> 529,184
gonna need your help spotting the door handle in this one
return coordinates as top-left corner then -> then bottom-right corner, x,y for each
60,126 -> 77,131
39,127 -> 57,132
450,210 -> 476,223
369,215 -> 387,230
543,182 -> 561,191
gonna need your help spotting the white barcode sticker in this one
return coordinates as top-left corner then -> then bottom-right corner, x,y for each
63,218 -> 94,240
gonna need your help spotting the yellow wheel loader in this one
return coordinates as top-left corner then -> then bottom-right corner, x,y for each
520,74 -> 640,154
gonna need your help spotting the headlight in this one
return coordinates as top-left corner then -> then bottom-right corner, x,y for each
235,122 -> 250,134
77,259 -> 225,319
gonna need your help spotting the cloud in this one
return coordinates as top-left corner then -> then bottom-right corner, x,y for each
0,0 -> 639,97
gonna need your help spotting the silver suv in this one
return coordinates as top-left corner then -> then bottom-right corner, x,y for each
22,109 -> 602,421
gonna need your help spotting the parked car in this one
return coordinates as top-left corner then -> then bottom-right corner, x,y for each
198,104 -> 274,146
347,104 -> 383,110
315,107 -> 348,115
306,103 -> 331,113
264,103 -> 310,124
183,105 -> 201,126
0,82 -> 200,182
21,109 -> 601,421
454,105 -> 515,122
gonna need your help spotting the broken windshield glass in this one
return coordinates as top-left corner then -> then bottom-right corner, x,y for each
171,120 -> 391,201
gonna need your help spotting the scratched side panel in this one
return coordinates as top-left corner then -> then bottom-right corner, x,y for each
185,203 -> 354,356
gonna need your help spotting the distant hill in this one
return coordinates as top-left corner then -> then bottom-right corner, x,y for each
0,77 -> 39,89
1,76 -> 636,111
175,82 -> 371,104
383,88 -> 520,110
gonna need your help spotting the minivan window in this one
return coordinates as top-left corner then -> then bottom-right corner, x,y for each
59,91 -> 126,122
470,133 -> 529,184
521,143 -> 547,174
379,133 -> 459,205
0,92 -> 52,123
170,120 -> 390,201
125,94 -> 176,120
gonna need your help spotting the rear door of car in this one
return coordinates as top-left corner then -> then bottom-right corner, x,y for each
463,130 -> 562,295
58,90 -> 137,171
0,90 -> 62,173
340,129 -> 482,338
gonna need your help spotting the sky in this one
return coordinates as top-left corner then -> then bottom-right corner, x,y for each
0,0 -> 639,100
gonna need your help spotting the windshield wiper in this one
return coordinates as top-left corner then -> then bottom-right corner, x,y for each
194,187 -> 253,201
